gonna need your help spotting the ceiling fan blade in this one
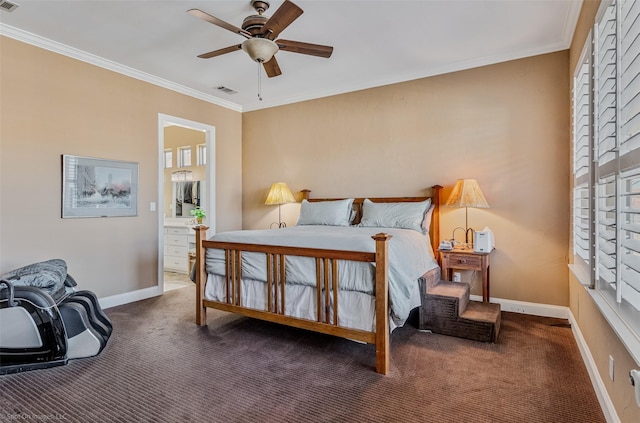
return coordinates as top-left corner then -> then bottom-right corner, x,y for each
276,39 -> 333,58
260,0 -> 303,40
197,44 -> 242,59
187,8 -> 251,39
263,57 -> 282,78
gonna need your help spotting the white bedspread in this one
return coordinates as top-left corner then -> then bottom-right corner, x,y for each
204,225 -> 438,324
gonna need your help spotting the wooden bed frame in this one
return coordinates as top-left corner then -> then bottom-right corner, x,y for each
193,185 -> 441,374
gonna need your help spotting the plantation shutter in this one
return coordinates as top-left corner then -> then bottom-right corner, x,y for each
595,1 -> 618,291
619,0 -> 640,310
573,49 -> 592,270
620,173 -> 640,310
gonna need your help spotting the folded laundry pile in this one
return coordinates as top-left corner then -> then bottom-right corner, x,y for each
0,259 -> 112,374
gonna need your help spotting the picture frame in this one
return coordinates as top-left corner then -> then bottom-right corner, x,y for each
62,155 -> 139,218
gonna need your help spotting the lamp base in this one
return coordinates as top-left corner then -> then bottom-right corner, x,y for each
465,227 -> 474,245
451,226 -> 475,250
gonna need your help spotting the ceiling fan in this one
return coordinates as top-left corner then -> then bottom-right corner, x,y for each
188,0 -> 333,78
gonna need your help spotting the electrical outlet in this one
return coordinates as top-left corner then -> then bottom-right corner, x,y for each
609,355 -> 614,381
453,272 -> 461,282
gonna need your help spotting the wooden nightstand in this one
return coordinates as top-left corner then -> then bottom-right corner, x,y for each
439,248 -> 494,302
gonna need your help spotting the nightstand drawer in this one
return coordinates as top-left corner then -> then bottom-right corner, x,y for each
444,254 -> 482,269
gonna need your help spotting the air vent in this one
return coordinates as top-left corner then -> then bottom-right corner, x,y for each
0,1 -> 19,12
216,86 -> 238,95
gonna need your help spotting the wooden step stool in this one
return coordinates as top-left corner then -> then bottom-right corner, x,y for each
418,279 -> 501,343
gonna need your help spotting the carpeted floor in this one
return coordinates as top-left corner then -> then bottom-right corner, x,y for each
0,286 -> 605,423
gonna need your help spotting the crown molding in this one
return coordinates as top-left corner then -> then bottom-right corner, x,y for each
0,24 -> 243,113
244,42 -> 570,112
562,0 -> 584,49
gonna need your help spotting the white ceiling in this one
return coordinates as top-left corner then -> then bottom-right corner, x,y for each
0,0 -> 582,112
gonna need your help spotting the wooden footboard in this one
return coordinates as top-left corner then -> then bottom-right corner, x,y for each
193,185 -> 442,375
193,226 -> 392,374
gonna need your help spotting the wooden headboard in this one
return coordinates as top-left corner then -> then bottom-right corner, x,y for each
300,185 -> 442,253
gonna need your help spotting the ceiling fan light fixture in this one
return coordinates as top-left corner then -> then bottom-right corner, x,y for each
242,38 -> 278,63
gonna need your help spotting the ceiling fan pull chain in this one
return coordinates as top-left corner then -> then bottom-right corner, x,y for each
257,62 -> 263,101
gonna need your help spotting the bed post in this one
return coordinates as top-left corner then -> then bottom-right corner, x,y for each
430,185 -> 443,252
194,225 -> 209,326
372,233 -> 392,375
301,189 -> 311,201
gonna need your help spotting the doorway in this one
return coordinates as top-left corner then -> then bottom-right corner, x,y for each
157,114 -> 216,292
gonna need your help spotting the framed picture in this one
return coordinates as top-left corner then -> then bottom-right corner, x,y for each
62,155 -> 138,218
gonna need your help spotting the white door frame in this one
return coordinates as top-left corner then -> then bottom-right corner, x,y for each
157,113 -> 216,291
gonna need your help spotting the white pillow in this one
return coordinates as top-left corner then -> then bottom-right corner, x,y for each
359,198 -> 432,233
297,198 -> 355,226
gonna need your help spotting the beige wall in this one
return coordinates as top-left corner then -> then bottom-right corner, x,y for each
163,126 -> 207,219
0,36 -> 243,298
243,51 -> 570,305
568,1 -> 640,422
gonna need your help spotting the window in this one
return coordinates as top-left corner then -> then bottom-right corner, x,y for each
163,149 -> 173,169
178,146 -> 192,168
197,144 -> 206,166
571,0 -> 640,352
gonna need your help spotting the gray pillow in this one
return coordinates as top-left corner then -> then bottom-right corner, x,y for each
297,198 -> 354,226
422,204 -> 435,233
359,199 -> 432,233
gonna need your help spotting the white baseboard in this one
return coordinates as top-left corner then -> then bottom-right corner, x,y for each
98,285 -> 162,309
469,295 -> 568,318
568,310 -> 620,423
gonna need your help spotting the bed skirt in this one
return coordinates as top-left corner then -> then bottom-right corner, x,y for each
204,266 -> 440,332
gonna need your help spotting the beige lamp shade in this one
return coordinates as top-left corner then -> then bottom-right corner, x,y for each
445,179 -> 489,246
265,182 -> 296,205
444,179 -> 490,209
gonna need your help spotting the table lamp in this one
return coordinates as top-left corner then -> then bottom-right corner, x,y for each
265,182 -> 296,228
444,179 -> 490,246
